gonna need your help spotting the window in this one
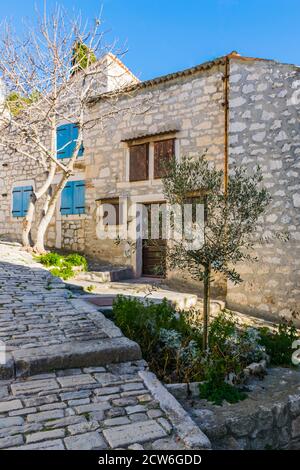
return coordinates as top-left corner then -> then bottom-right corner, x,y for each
154,139 -> 175,179
127,137 -> 176,183
61,180 -> 85,215
102,200 -> 122,226
57,123 -> 84,159
129,143 -> 149,182
12,186 -> 33,217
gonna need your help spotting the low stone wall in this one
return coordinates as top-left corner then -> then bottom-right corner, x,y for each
167,368 -> 300,450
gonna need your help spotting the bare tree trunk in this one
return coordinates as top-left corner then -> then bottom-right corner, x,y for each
203,262 -> 211,353
33,171 -> 70,253
22,196 -> 36,247
21,163 -> 56,249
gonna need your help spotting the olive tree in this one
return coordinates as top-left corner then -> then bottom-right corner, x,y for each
162,156 -> 271,351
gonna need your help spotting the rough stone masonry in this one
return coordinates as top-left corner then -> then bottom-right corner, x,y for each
0,52 -> 299,322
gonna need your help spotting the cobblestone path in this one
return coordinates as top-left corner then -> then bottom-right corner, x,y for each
0,243 -> 210,450
0,243 -> 140,378
0,362 -> 186,450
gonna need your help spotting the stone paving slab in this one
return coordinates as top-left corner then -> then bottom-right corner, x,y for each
0,243 -> 141,378
0,361 -> 189,450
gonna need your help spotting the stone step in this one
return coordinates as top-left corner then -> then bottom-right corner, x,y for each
0,337 -> 142,379
76,267 -> 133,283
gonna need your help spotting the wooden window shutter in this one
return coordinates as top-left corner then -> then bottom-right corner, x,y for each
129,144 -> 149,182
154,139 -> 175,179
73,181 -> 85,214
60,182 -> 73,215
12,186 -> 33,217
22,186 -> 34,216
57,125 -> 71,159
12,187 -> 23,217
57,124 -> 84,159
71,124 -> 84,157
60,181 -> 85,215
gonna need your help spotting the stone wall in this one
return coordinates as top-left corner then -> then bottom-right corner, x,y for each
0,156 -> 46,244
82,63 -> 226,268
227,58 -> 300,321
169,368 -> 300,450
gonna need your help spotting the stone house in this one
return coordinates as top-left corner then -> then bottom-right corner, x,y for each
0,52 -> 299,322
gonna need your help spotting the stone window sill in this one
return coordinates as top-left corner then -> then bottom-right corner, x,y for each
60,214 -> 87,221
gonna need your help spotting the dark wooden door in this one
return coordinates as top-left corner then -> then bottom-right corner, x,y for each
142,203 -> 166,277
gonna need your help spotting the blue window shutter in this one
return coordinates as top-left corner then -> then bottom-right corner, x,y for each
12,186 -> 33,217
71,124 -> 84,157
73,181 -> 85,214
12,187 -> 23,217
22,186 -> 33,216
61,182 -> 73,215
57,124 -> 84,159
57,125 -> 71,159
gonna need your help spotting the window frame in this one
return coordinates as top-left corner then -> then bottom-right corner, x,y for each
126,134 -> 178,184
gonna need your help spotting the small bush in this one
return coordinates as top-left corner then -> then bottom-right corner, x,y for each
65,253 -> 88,271
199,379 -> 247,406
112,297 -> 298,404
259,320 -> 299,366
38,252 -> 62,267
50,265 -> 74,280
37,251 -> 88,280
113,297 -> 263,393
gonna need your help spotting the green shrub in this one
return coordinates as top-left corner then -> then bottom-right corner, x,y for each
37,251 -> 88,280
50,264 -> 74,280
65,253 -> 88,271
112,296 -> 298,403
37,252 -> 62,267
198,357 -> 248,405
113,296 -> 262,392
199,379 -> 247,406
259,320 -> 299,366
113,296 -> 202,383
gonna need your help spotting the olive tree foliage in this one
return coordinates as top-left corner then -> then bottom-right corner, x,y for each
162,156 -> 272,350
0,4 -> 143,252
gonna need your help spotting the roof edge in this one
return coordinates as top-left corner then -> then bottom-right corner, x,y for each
88,55 -> 227,104
88,52 -> 300,105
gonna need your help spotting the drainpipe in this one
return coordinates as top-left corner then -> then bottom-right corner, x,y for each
223,55 -> 230,195
223,51 -> 241,194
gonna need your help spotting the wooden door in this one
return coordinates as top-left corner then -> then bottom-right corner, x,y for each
142,203 -> 166,277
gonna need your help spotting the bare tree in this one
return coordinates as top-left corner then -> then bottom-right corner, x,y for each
0,3 -> 141,252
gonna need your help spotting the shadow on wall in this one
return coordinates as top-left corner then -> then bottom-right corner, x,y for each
165,269 -> 226,301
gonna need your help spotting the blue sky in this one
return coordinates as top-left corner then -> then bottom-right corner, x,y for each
1,0 -> 300,80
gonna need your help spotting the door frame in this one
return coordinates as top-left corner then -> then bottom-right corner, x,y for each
128,193 -> 165,278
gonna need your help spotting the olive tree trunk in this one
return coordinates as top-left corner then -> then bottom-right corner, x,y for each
202,262 -> 211,353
